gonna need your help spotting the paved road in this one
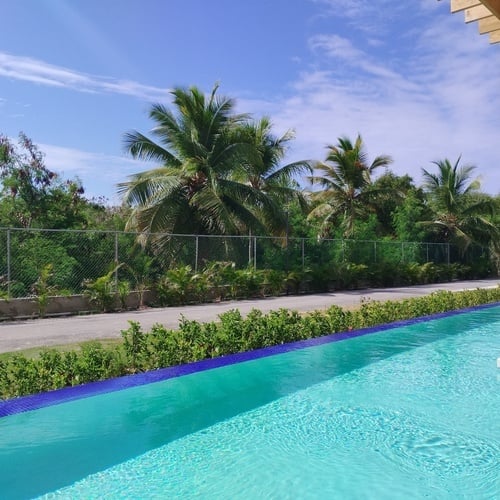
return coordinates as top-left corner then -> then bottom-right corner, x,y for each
0,279 -> 498,353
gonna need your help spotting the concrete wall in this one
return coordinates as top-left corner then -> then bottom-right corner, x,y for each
0,291 -> 155,320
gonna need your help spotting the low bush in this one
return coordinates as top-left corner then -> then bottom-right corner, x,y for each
0,287 -> 498,400
82,264 -> 125,312
21,257 -> 492,316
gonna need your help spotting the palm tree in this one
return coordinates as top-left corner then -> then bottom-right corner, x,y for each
307,134 -> 392,238
118,84 -> 285,254
234,117 -> 313,233
421,157 -> 498,253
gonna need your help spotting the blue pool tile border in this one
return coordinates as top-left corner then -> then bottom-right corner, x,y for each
1,302 -> 498,418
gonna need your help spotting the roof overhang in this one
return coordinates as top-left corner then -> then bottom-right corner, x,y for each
444,0 -> 500,44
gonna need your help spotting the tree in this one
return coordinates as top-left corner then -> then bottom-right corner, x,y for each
236,117 -> 312,202
119,84 -> 294,254
368,172 -> 416,237
1,132 -> 56,227
392,189 -> 430,242
231,117 -> 313,240
0,132 -> 92,229
420,157 -> 498,253
307,134 -> 393,238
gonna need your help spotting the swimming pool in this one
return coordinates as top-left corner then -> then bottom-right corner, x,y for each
1,305 -> 499,498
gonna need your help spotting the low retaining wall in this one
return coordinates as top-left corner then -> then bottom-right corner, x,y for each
0,291 -> 155,320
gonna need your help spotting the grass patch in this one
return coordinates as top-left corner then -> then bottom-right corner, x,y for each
0,338 -> 123,362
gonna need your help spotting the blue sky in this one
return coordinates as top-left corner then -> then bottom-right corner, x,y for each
1,0 -> 499,202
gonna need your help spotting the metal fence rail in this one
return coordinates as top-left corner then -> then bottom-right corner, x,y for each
0,227 -> 487,299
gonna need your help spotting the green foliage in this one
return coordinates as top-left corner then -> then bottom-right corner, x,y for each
149,259 -> 493,307
0,133 -> 59,227
11,235 -> 78,297
369,172 -> 415,237
156,265 -> 196,306
0,342 -> 123,399
0,281 -> 8,300
308,265 -> 331,292
421,157 -> 498,253
155,262 -> 286,306
1,129 -> 498,307
119,84 -> 309,258
261,269 -> 286,296
230,268 -> 263,299
31,263 -> 58,317
83,264 -> 122,312
307,134 -> 393,238
393,189 -> 430,242
334,262 -> 368,289
0,133 -> 96,229
76,342 -> 123,383
201,261 -> 234,301
124,253 -> 156,308
121,321 -> 147,372
117,280 -> 131,310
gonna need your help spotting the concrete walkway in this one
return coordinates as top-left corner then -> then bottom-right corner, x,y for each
0,279 -> 498,354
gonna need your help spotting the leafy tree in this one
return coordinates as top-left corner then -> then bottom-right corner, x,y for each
0,132 -> 95,229
119,84 -> 295,255
9,235 -> 78,297
307,134 -> 393,238
368,172 -> 415,237
392,189 -> 431,242
1,132 -> 56,227
420,157 -> 498,253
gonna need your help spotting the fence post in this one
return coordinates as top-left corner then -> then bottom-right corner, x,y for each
285,211 -> 289,273
447,243 -> 450,265
114,232 -> 119,289
374,241 -> 377,264
195,236 -> 199,272
302,238 -> 305,270
248,231 -> 252,266
253,236 -> 257,270
6,229 -> 11,299
426,243 -> 429,262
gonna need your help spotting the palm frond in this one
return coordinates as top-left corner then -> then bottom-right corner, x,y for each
123,131 -> 181,166
118,168 -> 182,206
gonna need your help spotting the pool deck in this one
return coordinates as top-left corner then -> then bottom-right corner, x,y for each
0,279 -> 498,354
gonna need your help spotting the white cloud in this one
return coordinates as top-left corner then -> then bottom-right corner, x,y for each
0,52 -> 170,102
308,33 -> 419,94
310,0 -> 408,34
309,34 -> 364,60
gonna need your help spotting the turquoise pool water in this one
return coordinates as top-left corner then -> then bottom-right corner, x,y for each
1,306 -> 499,499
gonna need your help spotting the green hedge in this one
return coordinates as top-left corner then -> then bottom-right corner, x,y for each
1,287 -> 499,400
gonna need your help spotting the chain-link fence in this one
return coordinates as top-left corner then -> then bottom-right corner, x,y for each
0,227 -> 487,299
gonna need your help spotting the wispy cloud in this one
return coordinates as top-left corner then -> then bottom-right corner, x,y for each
308,33 -> 417,92
309,34 -> 364,60
0,52 -> 170,101
310,0 -> 408,34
